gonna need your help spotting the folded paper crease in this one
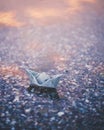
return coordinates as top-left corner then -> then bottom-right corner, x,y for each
25,68 -> 62,88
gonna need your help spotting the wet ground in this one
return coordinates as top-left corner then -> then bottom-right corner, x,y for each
0,0 -> 104,130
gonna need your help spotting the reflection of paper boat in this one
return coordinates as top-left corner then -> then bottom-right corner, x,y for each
25,69 -> 62,89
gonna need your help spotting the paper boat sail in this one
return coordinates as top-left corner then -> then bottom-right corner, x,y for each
25,69 -> 62,88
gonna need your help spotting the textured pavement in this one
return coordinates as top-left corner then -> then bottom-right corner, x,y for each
0,0 -> 104,130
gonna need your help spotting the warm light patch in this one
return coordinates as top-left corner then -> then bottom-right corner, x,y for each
51,53 -> 67,70
66,0 -> 80,11
26,8 -> 66,21
0,64 -> 29,87
0,64 -> 25,77
66,0 -> 96,12
0,12 -> 23,27
24,0 -> 96,25
82,0 -> 95,3
52,54 -> 66,63
67,0 -> 95,5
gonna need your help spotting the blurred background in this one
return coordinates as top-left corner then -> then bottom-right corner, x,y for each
0,0 -> 104,71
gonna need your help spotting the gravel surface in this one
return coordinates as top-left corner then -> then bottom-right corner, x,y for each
0,0 -> 104,130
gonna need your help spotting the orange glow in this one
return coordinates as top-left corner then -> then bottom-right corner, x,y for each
0,12 -> 24,27
27,8 -> 62,19
66,0 -> 80,12
0,0 -> 96,26
66,0 -> 96,13
27,0 -> 96,20
26,7 -> 67,25
82,0 -> 95,3
0,64 -> 29,87
26,0 -> 96,24
0,64 -> 23,77
52,54 -> 66,63
51,53 -> 67,70
67,0 -> 95,5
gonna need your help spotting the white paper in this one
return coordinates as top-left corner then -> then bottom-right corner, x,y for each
25,68 -> 62,88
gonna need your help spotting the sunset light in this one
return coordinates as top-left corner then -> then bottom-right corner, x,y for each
0,12 -> 23,27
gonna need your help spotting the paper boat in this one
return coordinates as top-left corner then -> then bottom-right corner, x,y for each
25,68 -> 62,89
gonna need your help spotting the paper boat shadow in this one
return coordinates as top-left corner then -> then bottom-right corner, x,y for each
27,84 -> 60,99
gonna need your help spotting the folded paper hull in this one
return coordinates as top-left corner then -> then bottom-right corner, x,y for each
25,69 -> 62,89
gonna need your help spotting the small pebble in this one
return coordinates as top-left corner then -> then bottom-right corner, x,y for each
50,117 -> 55,121
11,120 -> 16,125
25,108 -> 31,113
57,112 -> 64,117
85,99 -> 89,103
